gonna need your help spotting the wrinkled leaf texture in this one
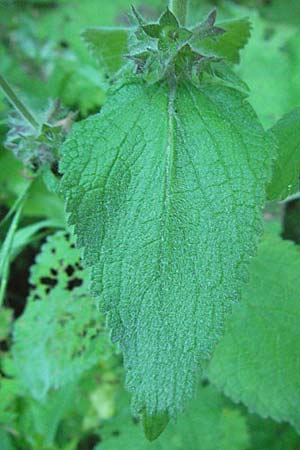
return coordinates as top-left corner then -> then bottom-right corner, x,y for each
60,80 -> 274,418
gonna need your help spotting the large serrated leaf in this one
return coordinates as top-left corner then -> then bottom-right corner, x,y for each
208,234 -> 300,431
60,81 -> 274,420
267,108 -> 300,200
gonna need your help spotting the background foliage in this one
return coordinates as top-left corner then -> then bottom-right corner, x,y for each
1,0 -> 300,449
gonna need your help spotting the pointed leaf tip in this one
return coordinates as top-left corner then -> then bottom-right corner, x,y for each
131,5 -> 145,25
159,8 -> 180,28
205,8 -> 217,26
142,23 -> 161,38
142,410 -> 170,441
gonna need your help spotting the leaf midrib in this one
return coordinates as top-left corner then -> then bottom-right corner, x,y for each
160,85 -> 176,250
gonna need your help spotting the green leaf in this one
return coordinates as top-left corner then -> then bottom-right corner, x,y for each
19,384 -> 75,448
236,12 -> 300,128
82,27 -> 130,73
60,81 -> 274,420
159,8 -> 179,28
142,24 -> 161,38
96,384 -> 249,450
0,376 -> 18,429
248,414 -> 300,450
208,234 -> 300,431
0,430 -> 16,450
212,62 -> 250,93
1,0 -> 161,115
0,197 -> 25,307
0,150 -> 65,221
142,410 -> 170,442
192,18 -> 252,64
260,0 -> 300,27
167,385 -> 250,450
13,231 -> 109,400
267,108 -> 300,200
11,219 -> 63,260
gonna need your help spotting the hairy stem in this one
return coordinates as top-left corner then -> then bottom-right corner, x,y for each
169,0 -> 188,25
0,74 -> 39,130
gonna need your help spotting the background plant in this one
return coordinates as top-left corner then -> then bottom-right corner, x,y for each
1,0 -> 300,449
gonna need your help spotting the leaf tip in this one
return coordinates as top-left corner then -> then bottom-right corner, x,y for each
142,410 -> 170,441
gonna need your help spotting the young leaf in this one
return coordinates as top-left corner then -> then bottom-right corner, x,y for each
192,18 -> 252,64
267,108 -> 300,200
82,27 -> 130,73
159,8 -> 180,28
208,234 -> 300,431
60,81 -> 274,421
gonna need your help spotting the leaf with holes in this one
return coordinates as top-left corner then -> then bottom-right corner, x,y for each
60,80 -> 274,426
12,232 -> 110,400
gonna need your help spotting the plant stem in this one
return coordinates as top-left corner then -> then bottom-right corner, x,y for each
169,0 -> 188,25
0,74 -> 39,130
0,181 -> 33,229
0,189 -> 29,307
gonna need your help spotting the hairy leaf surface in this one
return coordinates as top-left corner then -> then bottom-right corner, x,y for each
208,235 -> 300,430
60,81 -> 274,417
267,108 -> 300,200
